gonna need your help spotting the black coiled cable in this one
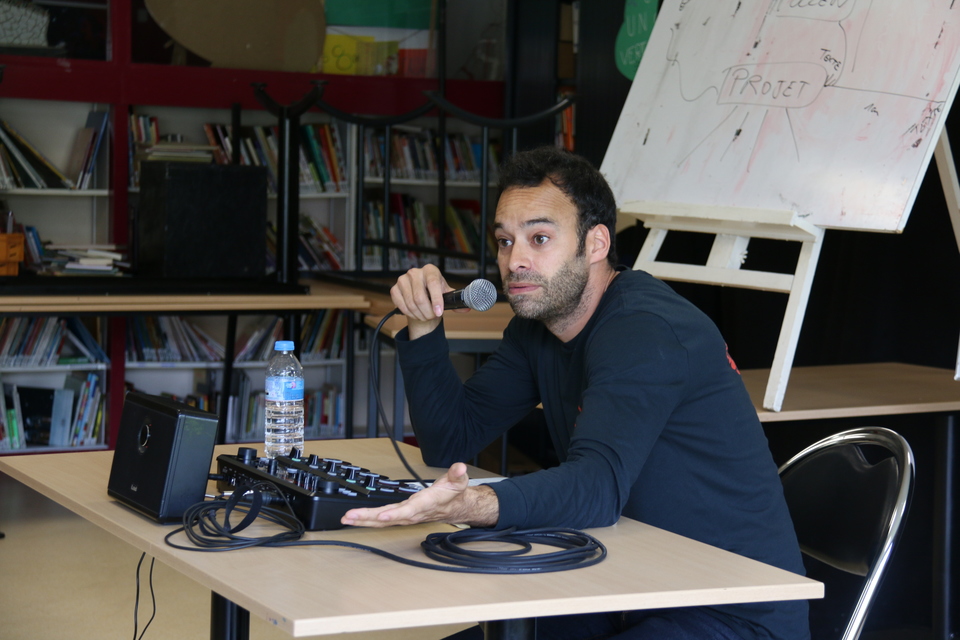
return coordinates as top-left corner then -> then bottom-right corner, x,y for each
420,527 -> 607,574
165,481 -> 304,551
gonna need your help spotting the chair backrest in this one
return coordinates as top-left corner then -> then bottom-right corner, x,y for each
778,427 -> 914,640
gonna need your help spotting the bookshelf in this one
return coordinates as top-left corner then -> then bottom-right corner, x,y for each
0,98 -> 111,246
0,1 -> 504,450
0,316 -> 110,453
125,104 -> 357,272
358,119 -> 499,275
122,311 -> 350,444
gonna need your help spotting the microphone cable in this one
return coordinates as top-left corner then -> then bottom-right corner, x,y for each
368,308 -> 432,487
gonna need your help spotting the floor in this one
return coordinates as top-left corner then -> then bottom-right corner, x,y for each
0,470 -> 472,640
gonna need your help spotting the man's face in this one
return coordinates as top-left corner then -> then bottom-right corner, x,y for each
493,182 -> 589,323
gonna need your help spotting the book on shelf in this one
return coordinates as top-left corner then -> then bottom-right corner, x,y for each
135,141 -> 217,164
231,371 -> 265,442
234,317 -> 284,363
297,217 -> 344,272
64,371 -> 102,447
0,377 -> 10,451
0,143 -> 19,189
302,124 -> 331,191
2,381 -> 26,450
201,123 -> 229,165
0,119 -> 74,188
63,261 -> 116,272
205,122 -> 349,195
64,127 -> 96,188
361,193 -> 494,271
449,198 -> 497,257
29,241 -> 129,276
362,193 -> 446,271
0,317 -> 74,367
305,383 -> 344,439
363,128 -> 499,182
556,87 -> 576,152
126,316 -> 224,363
64,317 -> 110,364
128,112 -> 159,187
48,387 -> 76,447
0,126 -> 46,188
300,309 -> 346,361
22,225 -> 44,269
80,111 -> 110,189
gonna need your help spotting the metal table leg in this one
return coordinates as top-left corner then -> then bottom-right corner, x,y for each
934,414 -> 957,640
211,592 -> 249,640
482,618 -> 536,640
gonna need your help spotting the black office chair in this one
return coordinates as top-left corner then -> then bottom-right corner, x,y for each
778,427 -> 914,640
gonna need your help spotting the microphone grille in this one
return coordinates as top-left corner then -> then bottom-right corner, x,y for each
463,279 -> 497,312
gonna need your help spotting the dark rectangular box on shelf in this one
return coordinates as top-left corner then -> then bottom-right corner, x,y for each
135,162 -> 268,279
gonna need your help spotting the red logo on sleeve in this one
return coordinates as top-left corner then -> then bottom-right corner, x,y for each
725,344 -> 740,374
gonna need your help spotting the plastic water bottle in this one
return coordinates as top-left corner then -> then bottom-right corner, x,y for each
264,340 -> 304,459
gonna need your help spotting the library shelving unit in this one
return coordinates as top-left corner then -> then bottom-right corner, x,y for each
0,1 -> 504,451
0,316 -> 110,453
336,90 -> 573,284
357,120 -> 501,276
123,311 -> 351,445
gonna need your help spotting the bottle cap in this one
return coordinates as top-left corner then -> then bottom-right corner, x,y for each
275,340 -> 295,351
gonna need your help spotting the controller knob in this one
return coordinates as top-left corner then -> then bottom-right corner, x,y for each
342,465 -> 361,482
237,447 -> 257,464
307,454 -> 321,467
319,479 -> 338,495
359,472 -> 380,488
324,458 -> 342,474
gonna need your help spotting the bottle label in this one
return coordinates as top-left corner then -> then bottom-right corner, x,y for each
265,376 -> 304,402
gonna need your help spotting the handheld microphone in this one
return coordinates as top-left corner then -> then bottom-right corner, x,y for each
442,279 -> 497,312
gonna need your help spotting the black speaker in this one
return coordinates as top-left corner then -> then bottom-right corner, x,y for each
108,391 -> 219,523
135,162 -> 268,279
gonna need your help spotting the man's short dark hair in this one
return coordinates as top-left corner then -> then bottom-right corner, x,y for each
497,146 -> 618,267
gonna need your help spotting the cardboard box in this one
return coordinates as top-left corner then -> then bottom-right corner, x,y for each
0,233 -> 24,275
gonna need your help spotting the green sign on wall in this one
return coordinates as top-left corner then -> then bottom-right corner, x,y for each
614,0 -> 657,80
325,0 -> 433,29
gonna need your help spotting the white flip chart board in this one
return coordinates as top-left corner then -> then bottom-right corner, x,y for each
602,0 -> 960,233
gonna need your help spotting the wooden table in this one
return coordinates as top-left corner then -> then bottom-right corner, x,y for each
0,438 -> 821,640
743,362 -> 960,422
0,280 -> 370,314
742,362 -> 960,640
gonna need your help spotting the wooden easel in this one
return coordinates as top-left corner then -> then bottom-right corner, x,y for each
931,130 -> 960,382
617,202 -> 824,412
621,127 -> 960,408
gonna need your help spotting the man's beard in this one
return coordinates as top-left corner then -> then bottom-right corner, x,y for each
504,256 -> 589,325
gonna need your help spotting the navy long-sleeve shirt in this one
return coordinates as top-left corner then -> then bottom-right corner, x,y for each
395,268 -> 809,640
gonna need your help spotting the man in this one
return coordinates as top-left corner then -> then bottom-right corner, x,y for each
342,146 -> 809,640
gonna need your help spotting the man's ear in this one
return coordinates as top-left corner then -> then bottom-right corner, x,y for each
587,224 -> 611,265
